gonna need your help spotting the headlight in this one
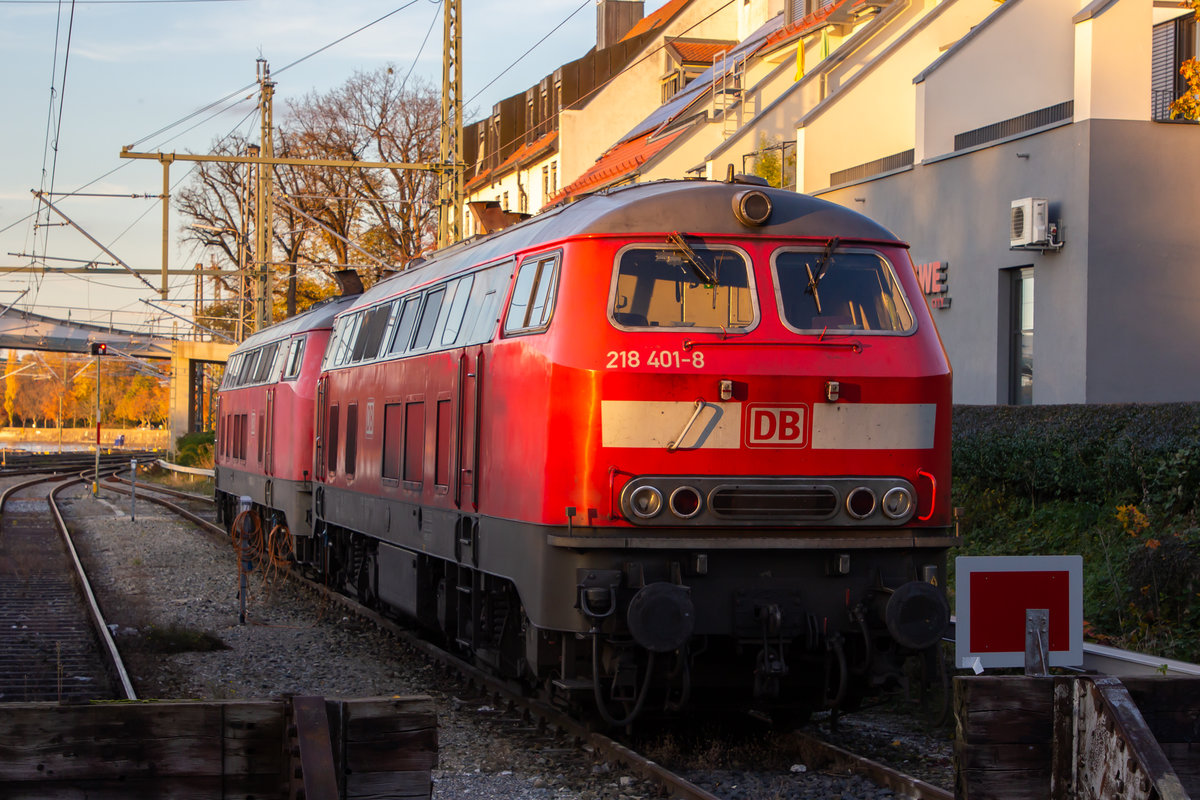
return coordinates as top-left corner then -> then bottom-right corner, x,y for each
629,485 -> 664,519
846,487 -> 877,519
669,486 -> 703,519
881,487 -> 914,519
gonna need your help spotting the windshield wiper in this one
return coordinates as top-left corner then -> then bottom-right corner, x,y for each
805,236 -> 840,313
667,232 -> 717,285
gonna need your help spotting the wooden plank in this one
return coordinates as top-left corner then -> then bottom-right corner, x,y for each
342,697 -> 437,737
344,728 -> 439,772
955,676 -> 1056,711
957,768 -> 1052,800
1121,677 -> 1200,713
1050,676 -> 1074,800
955,742 -> 1052,771
223,703 -> 285,778
1156,742 -> 1200,797
345,769 -> 433,800
293,696 -> 340,800
0,704 -> 223,781
1075,678 -> 1190,800
0,774 -> 280,800
955,677 -> 1054,745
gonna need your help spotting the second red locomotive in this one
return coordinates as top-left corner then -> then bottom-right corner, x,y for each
215,177 -> 954,724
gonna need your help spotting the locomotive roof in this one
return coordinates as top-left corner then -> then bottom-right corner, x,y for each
233,292 -> 360,353
356,179 -> 903,308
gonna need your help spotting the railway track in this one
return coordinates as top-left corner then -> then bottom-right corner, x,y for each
0,450 -> 158,479
41,464 -> 1200,798
78,473 -> 959,800
0,470 -> 134,703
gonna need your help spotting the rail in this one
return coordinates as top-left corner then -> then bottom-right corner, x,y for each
0,468 -> 136,702
155,459 -> 214,478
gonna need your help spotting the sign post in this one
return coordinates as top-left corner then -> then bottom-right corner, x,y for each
955,555 -> 1083,672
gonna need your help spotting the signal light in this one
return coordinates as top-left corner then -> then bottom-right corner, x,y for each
89,342 -> 108,356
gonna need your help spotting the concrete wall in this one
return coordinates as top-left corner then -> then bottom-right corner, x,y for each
819,122 -> 1092,405
800,0 -> 996,192
918,0 -> 1077,161
1074,0 -> 1153,123
1083,119 -> 1200,402
820,116 -> 1200,405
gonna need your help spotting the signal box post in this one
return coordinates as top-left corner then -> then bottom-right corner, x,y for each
89,342 -> 108,496
955,555 -> 1083,674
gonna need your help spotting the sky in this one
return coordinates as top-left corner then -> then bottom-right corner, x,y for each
0,0 -> 669,333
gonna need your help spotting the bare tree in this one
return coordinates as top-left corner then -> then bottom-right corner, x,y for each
176,65 -> 442,326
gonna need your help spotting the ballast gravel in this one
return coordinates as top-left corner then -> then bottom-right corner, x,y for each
54,481 -> 953,800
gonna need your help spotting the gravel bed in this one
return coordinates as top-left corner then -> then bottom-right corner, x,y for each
54,483 -> 954,800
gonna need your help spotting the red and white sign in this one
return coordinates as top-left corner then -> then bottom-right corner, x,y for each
745,404 -> 808,448
955,555 -> 1083,670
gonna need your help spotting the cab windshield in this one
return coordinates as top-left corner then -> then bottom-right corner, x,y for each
610,244 -> 755,331
774,249 -> 913,334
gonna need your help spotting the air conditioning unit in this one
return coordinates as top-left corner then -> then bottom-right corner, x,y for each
1010,198 -> 1049,247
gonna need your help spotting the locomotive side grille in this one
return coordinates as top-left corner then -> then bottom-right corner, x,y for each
710,485 -> 838,520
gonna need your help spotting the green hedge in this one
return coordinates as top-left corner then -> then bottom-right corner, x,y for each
953,404 -> 1200,515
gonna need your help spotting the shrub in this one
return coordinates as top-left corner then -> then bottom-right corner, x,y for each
175,430 -> 215,469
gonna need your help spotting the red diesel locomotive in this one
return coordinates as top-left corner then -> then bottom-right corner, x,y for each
215,178 -> 954,724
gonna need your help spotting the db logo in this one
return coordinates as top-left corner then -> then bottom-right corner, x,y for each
745,404 -> 808,448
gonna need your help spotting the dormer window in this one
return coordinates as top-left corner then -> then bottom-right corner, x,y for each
661,38 -> 735,102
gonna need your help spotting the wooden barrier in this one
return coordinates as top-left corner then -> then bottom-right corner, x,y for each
956,676 -> 1198,800
0,695 -> 436,799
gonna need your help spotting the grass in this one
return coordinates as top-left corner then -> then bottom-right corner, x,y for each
133,623 -> 229,655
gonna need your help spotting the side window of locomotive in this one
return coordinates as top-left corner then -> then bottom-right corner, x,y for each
504,255 -> 559,335
773,250 -> 914,334
323,316 -> 351,370
334,313 -> 363,367
222,353 -> 243,388
351,302 -> 394,362
440,275 -> 475,346
253,341 -> 280,383
611,246 -> 755,330
412,287 -> 446,351
387,296 -> 421,355
238,349 -> 261,385
282,337 -> 306,380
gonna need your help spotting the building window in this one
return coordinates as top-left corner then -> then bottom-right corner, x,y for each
662,72 -> 681,103
1152,14 -> 1198,121
1009,268 -> 1034,405
550,161 -> 557,194
542,164 -> 550,198
502,191 -> 509,211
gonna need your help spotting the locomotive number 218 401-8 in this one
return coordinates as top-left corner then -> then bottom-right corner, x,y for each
605,350 -> 705,369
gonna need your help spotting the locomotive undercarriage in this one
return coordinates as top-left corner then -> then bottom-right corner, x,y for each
221,485 -> 951,728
